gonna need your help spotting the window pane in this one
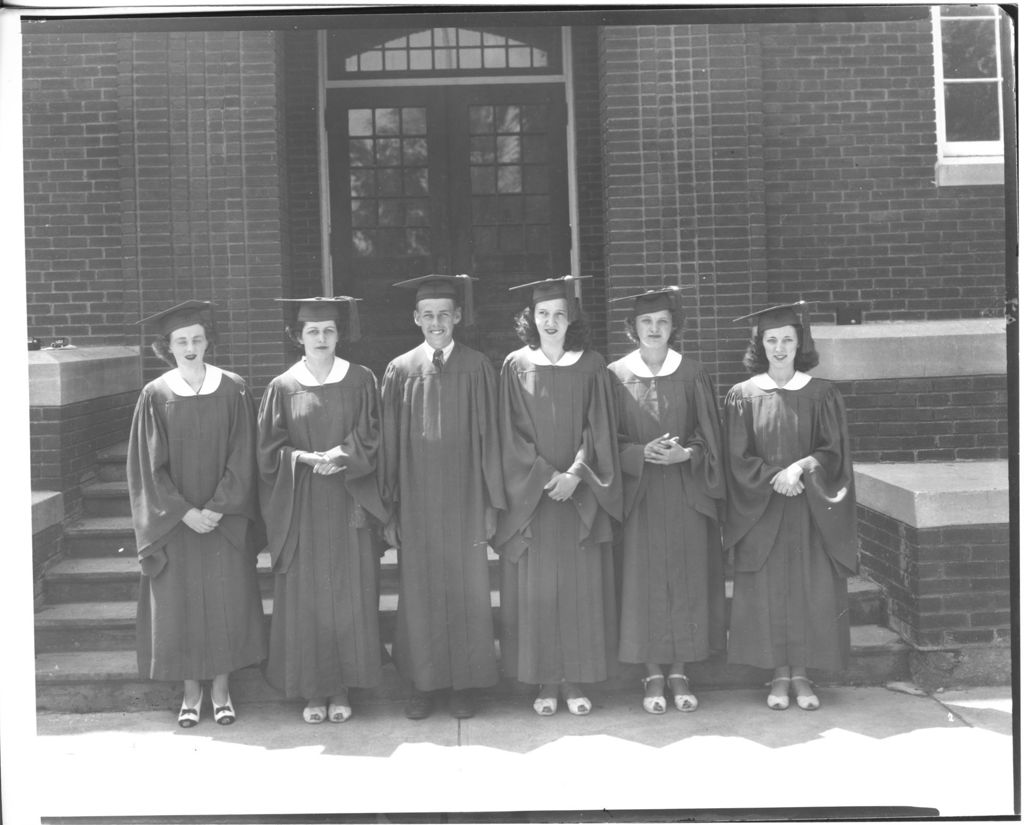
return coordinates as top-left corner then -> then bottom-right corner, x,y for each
377,168 -> 402,195
378,199 -> 401,226
406,228 -> 431,255
403,168 -> 429,197
471,167 -> 495,194
508,46 -> 531,68
469,106 -> 494,134
458,29 -> 482,46
499,225 -> 523,251
459,48 -> 482,70
409,50 -> 432,70
408,30 -> 431,47
497,165 -> 522,193
349,169 -> 375,197
402,137 -> 428,165
351,199 -> 376,227
499,195 -> 524,223
403,106 -> 427,133
942,19 -> 997,78
384,50 -> 408,71
375,109 -> 401,135
523,166 -> 549,194
352,230 -> 375,256
376,138 -> 402,166
524,195 -> 550,222
495,105 -> 521,133
484,47 -> 506,69
470,136 -> 495,164
473,226 -> 497,253
405,199 -> 430,226
525,224 -> 549,250
348,109 -> 373,137
521,105 -> 548,132
945,83 -> 1000,141
941,4 -> 996,16
472,196 -> 498,224
360,51 -> 382,72
522,134 -> 547,163
349,139 -> 374,167
497,135 -> 522,163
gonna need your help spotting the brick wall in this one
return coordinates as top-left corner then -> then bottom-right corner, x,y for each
23,33 -> 123,346
600,24 -> 767,395
573,26 -> 608,356
858,505 -> 1010,647
29,391 -> 136,513
836,374 -> 1008,462
761,16 -> 1006,322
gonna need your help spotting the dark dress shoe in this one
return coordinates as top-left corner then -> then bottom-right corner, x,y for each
404,690 -> 434,720
449,689 -> 476,719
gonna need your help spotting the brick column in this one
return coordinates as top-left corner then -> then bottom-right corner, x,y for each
118,30 -> 288,392
599,24 -> 767,393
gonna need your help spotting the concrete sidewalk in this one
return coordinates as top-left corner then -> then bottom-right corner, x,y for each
34,685 -> 1014,820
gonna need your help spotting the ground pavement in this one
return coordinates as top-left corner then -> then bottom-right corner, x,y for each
30,685 -> 1015,820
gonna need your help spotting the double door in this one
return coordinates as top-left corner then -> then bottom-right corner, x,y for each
327,84 -> 570,372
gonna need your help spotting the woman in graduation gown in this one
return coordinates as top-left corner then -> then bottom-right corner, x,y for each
723,302 -> 858,711
494,276 -> 622,716
128,300 -> 266,728
257,297 -> 388,724
607,287 -> 726,715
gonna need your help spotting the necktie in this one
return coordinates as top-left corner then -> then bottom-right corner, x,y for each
432,348 -> 444,372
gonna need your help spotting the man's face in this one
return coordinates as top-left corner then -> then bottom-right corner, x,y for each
414,298 -> 461,349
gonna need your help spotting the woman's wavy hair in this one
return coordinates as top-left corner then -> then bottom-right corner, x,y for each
742,323 -> 819,373
514,305 -> 592,352
623,305 -> 686,348
151,320 -> 218,368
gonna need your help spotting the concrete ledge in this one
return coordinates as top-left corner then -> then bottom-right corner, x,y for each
29,346 -> 141,407
813,319 -> 1006,380
855,461 -> 1008,528
32,491 -> 64,535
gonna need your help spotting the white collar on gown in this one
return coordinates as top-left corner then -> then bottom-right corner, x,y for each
523,346 -> 583,367
751,370 -> 811,391
288,356 -> 351,387
622,348 -> 681,378
163,364 -> 223,397
416,339 -> 455,363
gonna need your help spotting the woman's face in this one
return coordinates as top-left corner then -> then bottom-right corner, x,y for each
635,309 -> 673,352
167,323 -> 208,369
301,320 -> 339,358
762,324 -> 799,371
533,298 -> 570,347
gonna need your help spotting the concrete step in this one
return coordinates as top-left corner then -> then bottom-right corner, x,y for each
34,591 -> 503,654
81,481 -> 132,518
34,624 -> 910,713
96,442 -> 128,483
64,516 -> 136,557
41,548 -> 505,602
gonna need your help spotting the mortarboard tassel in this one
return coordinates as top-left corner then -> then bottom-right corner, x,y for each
458,273 -> 475,327
347,299 -> 361,343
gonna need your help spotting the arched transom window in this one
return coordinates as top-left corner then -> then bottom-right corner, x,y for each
327,26 -> 562,79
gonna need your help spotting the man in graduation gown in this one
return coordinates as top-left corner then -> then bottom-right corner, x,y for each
379,274 -> 506,719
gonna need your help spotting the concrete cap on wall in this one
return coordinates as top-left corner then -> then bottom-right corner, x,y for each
854,460 -> 1008,528
29,346 -> 142,407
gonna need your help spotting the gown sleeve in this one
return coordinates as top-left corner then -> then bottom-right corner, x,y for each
802,383 -> 859,576
493,356 -> 558,560
680,366 -> 727,522
334,370 -> 388,525
127,387 -> 191,577
567,356 -> 623,527
256,378 -> 302,572
476,356 -> 508,515
722,384 -> 783,551
377,360 -> 402,516
609,371 -> 647,521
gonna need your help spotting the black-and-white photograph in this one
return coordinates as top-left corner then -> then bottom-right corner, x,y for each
2,1 -> 1016,821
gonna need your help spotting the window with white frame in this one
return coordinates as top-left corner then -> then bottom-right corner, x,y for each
932,5 -> 1005,185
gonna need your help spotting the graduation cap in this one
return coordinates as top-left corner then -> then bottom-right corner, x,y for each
275,296 -> 362,342
608,285 -> 693,316
508,275 -> 590,322
733,300 -> 813,334
392,273 -> 476,326
136,300 -> 214,336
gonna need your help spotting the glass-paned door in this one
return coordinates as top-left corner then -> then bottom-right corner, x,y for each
326,84 -> 569,373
